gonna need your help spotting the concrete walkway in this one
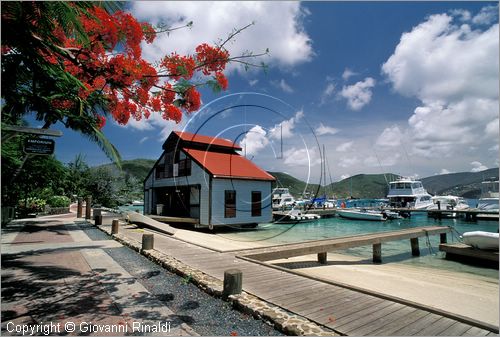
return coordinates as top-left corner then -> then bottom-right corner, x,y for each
1,213 -> 196,336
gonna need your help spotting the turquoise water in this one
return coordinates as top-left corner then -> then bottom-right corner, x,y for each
219,213 -> 499,279
118,205 -> 144,214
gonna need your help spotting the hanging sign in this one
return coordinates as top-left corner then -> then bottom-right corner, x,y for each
23,138 -> 55,155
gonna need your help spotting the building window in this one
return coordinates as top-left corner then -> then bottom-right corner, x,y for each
225,190 -> 236,218
178,158 -> 191,176
251,191 -> 261,217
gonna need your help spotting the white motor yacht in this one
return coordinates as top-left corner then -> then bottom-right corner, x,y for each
387,177 -> 433,209
477,179 -> 499,211
272,187 -> 296,210
337,208 -> 387,221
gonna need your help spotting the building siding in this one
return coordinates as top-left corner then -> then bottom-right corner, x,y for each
210,179 -> 273,225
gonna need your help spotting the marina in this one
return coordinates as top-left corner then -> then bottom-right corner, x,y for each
99,216 -> 499,335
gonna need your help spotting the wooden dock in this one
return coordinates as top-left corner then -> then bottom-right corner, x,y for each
440,243 -> 499,267
240,226 -> 451,263
110,223 -> 498,335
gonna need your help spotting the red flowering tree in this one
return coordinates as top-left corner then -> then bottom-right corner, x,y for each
1,2 -> 266,162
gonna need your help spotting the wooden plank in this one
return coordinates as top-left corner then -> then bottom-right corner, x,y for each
312,294 -> 382,324
287,287 -> 353,313
390,313 -> 442,336
460,326 -> 493,336
439,243 -> 499,262
338,302 -> 405,334
265,279 -> 325,300
242,226 -> 451,261
303,289 -> 370,318
370,309 -> 430,335
440,322 -> 488,336
411,316 -> 459,336
328,298 -> 396,328
349,306 -> 418,336
271,285 -> 342,308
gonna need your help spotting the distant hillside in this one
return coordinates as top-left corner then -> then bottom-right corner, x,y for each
94,158 -> 156,182
422,168 -> 498,198
329,174 -> 392,199
268,171 -> 320,197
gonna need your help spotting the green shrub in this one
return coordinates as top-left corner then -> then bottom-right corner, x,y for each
18,197 -> 46,213
47,195 -> 71,207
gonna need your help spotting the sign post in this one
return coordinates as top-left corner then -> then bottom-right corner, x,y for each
23,138 -> 55,155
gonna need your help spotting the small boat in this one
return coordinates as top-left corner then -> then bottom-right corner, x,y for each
477,179 -> 499,211
132,200 -> 144,206
274,208 -> 321,224
337,208 -> 386,221
427,195 -> 469,218
462,231 -> 499,250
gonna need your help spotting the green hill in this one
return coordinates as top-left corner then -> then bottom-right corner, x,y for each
328,173 -> 392,199
95,158 -> 156,182
422,168 -> 498,198
268,171 -> 320,197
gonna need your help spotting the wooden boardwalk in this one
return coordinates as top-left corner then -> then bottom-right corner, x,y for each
115,225 -> 498,336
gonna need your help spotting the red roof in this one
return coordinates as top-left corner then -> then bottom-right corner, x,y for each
174,131 -> 242,150
183,148 -> 275,181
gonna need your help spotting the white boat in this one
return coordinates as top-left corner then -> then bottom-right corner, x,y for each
477,179 -> 499,211
274,208 -> 321,224
462,231 -> 499,250
387,177 -> 433,209
132,200 -> 144,206
427,195 -> 469,218
337,209 -> 386,221
272,187 -> 296,210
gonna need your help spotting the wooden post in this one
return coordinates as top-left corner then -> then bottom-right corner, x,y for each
93,206 -> 101,219
142,233 -> 154,250
85,196 -> 92,220
373,243 -> 382,263
410,238 -> 420,256
223,269 -> 242,298
111,219 -> 119,234
77,198 -> 83,218
95,215 -> 102,227
317,252 -> 328,264
440,233 -> 447,244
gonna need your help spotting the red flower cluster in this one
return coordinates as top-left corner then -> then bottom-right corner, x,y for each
96,115 -> 106,129
195,43 -> 229,75
35,4 -> 231,127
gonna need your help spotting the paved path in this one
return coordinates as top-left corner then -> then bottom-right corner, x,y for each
109,221 -> 498,336
1,214 -> 195,336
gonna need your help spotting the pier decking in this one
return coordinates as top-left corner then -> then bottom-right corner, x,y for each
440,243 -> 499,267
239,226 -> 451,263
106,220 -> 498,335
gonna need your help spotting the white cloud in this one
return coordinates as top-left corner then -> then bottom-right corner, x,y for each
320,82 -> 335,105
472,5 -> 498,25
139,136 -> 149,144
340,174 -> 351,180
269,110 -> 304,140
339,77 -> 376,111
132,2 -> 313,71
335,141 -> 353,152
471,161 -> 488,172
239,125 -> 269,156
283,147 -> 321,166
382,9 -> 499,158
316,123 -> 339,136
119,110 -> 186,142
376,125 -> 403,148
342,68 -> 358,81
271,79 -> 294,93
248,79 -> 259,86
338,156 -> 360,168
449,9 -> 471,22
440,168 -> 452,175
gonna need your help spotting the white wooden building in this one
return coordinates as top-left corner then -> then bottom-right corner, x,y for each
144,131 -> 275,228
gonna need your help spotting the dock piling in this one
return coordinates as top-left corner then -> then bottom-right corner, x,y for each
223,269 -> 242,298
373,243 -> 382,263
440,233 -> 447,244
111,219 -> 119,234
142,233 -> 154,250
317,252 -> 328,264
410,238 -> 420,256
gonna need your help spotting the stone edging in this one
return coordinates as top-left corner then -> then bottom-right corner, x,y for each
96,222 -> 336,336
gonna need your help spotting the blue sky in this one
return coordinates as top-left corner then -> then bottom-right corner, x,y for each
45,2 -> 499,184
